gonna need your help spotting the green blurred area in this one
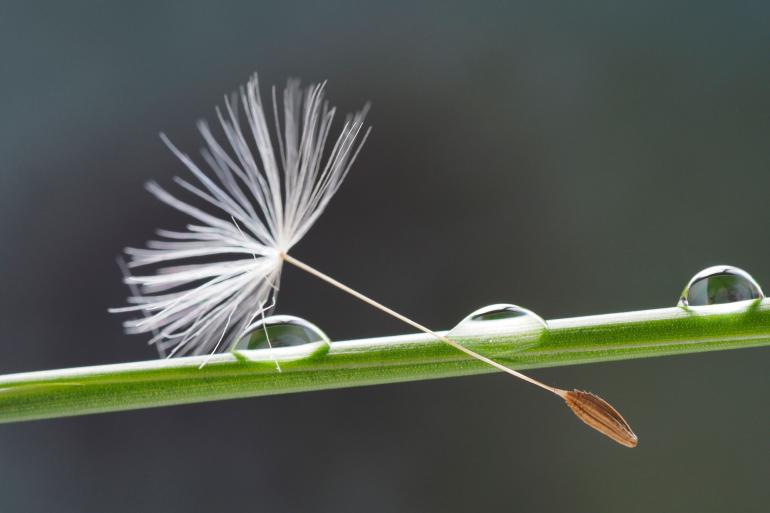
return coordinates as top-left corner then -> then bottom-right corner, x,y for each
0,1 -> 768,512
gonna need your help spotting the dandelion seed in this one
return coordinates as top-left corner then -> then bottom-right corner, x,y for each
114,73 -> 637,447
113,75 -> 369,357
564,390 -> 639,448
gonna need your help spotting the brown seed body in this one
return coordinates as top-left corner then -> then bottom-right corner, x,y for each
564,390 -> 638,448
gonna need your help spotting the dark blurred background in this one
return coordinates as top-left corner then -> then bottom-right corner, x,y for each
1,1 -> 768,512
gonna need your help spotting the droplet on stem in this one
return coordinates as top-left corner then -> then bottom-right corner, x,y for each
234,315 -> 329,350
447,304 -> 546,353
679,265 -> 763,307
465,304 -> 543,322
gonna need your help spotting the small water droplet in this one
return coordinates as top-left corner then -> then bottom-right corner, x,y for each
448,304 -> 546,352
234,315 -> 330,350
679,265 -> 764,307
468,304 -> 534,321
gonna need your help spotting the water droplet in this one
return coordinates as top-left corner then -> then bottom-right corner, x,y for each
448,304 -> 546,353
468,304 -> 535,321
679,265 -> 764,307
234,315 -> 330,350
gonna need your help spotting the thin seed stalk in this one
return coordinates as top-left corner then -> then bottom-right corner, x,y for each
0,300 -> 769,424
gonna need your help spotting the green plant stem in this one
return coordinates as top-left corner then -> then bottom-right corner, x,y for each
1,301 -> 769,424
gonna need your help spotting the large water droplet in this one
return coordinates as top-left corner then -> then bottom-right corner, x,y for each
678,265 -> 764,307
234,315 -> 330,350
447,304 -> 546,354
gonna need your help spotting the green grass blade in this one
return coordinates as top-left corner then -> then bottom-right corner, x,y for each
0,301 -> 768,424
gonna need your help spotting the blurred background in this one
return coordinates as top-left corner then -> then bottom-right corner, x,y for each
1,1 -> 768,511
